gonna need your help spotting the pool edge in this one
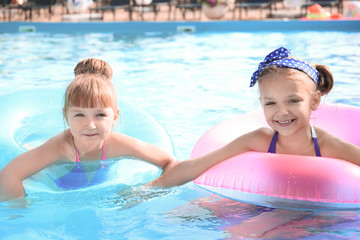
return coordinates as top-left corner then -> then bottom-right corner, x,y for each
1,20 -> 360,34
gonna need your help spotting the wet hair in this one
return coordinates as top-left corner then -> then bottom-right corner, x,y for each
74,58 -> 113,80
63,74 -> 118,117
258,64 -> 334,96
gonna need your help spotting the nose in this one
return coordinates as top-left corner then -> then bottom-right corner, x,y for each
276,104 -> 290,116
85,117 -> 96,129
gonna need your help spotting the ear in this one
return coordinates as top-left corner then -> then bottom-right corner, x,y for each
112,108 -> 120,127
311,91 -> 321,111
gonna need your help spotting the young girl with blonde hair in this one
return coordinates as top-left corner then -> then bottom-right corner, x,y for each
0,61 -> 176,201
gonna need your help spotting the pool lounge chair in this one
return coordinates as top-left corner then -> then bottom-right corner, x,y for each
2,0 -> 24,21
174,0 -> 201,20
130,0 -> 167,21
21,0 -> 55,20
232,0 -> 273,19
90,0 -> 132,20
152,0 -> 172,20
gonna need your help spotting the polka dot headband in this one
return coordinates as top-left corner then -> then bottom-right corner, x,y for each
250,47 -> 319,87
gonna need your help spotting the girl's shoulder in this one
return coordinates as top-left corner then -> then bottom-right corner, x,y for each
45,129 -> 74,160
255,127 -> 275,148
102,132 -> 137,157
314,126 -> 355,158
313,126 -> 338,144
250,127 -> 275,143
107,131 -> 147,145
233,127 -> 274,153
106,131 -> 130,144
314,127 -> 339,144
49,129 -> 72,145
256,127 -> 276,137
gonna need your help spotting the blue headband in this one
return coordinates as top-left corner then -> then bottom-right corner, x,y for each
250,47 -> 319,87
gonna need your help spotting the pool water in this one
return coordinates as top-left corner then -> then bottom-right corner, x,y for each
1,26 -> 360,239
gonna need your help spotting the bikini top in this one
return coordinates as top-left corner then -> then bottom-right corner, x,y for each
52,144 -> 109,190
268,126 -> 321,157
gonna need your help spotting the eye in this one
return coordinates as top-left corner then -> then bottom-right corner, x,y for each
265,101 -> 275,106
75,113 -> 84,117
96,113 -> 107,117
289,98 -> 300,103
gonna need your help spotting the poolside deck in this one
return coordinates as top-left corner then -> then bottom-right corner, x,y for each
1,0 -> 317,22
1,0 -> 352,23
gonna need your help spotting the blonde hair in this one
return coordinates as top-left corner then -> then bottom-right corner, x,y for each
74,58 -> 113,80
63,74 -> 118,117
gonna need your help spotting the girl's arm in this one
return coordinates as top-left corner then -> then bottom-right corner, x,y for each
320,130 -> 360,167
110,133 -> 177,172
340,142 -> 360,166
0,136 -> 64,202
148,128 -> 270,188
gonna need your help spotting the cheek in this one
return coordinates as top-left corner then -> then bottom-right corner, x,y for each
102,120 -> 114,132
262,108 -> 273,122
68,118 -> 83,130
68,122 -> 80,137
68,122 -> 79,133
297,105 -> 312,119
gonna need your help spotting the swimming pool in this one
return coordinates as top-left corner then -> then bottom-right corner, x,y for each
1,20 -> 360,239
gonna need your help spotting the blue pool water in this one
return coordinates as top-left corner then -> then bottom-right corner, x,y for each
1,21 -> 360,239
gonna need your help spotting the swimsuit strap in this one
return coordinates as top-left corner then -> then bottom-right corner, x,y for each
311,126 -> 321,157
101,144 -> 106,160
75,144 -> 81,162
267,131 -> 278,153
74,144 -> 106,162
267,126 -> 321,157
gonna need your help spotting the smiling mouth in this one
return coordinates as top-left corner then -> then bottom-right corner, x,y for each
276,119 -> 295,127
84,134 -> 98,137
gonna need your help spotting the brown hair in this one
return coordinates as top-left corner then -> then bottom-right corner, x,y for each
315,64 -> 333,96
63,74 -> 118,117
258,65 -> 334,96
74,58 -> 113,80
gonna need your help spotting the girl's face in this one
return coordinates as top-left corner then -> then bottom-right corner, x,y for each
258,69 -> 320,137
66,106 -> 118,146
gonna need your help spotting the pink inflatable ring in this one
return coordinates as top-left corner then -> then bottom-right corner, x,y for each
191,104 -> 360,210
